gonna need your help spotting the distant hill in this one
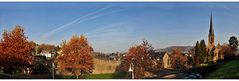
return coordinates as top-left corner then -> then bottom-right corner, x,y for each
155,46 -> 194,53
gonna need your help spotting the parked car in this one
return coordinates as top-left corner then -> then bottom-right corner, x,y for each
184,73 -> 202,79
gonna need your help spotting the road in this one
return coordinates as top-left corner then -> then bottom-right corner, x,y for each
152,69 -> 187,79
0,73 -> 31,79
0,72 -> 53,79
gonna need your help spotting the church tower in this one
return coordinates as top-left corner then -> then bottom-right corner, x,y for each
208,13 -> 215,50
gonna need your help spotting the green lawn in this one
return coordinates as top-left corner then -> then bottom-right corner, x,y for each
81,72 -> 126,79
206,60 -> 239,79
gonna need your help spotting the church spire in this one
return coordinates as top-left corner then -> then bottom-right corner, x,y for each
208,11 -> 215,50
209,12 -> 214,35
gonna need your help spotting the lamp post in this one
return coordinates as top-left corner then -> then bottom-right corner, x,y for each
52,48 -> 56,79
128,63 -> 134,79
131,63 -> 134,79
52,62 -> 54,79
128,58 -> 135,79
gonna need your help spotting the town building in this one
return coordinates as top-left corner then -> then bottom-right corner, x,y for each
163,52 -> 172,69
40,51 -> 52,58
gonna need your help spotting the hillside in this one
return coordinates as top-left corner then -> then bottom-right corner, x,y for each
206,60 -> 239,79
156,46 -> 193,53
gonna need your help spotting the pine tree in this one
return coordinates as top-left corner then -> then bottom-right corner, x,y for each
194,41 -> 200,65
229,36 -> 238,54
199,40 -> 207,63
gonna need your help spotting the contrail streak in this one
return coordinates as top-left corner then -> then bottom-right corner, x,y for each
85,22 -> 125,36
75,9 -> 125,25
41,5 -> 113,39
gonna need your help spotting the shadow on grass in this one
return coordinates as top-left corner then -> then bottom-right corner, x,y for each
54,72 -> 127,79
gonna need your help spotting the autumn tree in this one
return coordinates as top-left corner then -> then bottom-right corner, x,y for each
60,40 -> 67,47
221,44 -> 234,61
0,26 -> 33,74
55,35 -> 94,79
28,41 -> 39,55
171,48 -> 188,72
121,40 -> 154,79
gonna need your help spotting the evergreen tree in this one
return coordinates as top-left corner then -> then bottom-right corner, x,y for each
229,36 -> 238,54
199,40 -> 207,63
194,41 -> 200,65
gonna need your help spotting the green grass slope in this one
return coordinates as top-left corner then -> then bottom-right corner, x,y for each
206,60 -> 239,79
80,72 -> 126,79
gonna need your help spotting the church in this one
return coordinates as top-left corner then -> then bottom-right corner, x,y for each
207,13 -> 223,63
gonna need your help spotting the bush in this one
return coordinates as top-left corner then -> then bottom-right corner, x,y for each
32,64 -> 49,74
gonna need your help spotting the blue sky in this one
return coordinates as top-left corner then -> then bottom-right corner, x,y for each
0,2 -> 239,53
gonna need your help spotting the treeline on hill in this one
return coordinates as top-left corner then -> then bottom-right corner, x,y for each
93,52 -> 126,61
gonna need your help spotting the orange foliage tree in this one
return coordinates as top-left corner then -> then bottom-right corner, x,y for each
0,26 -> 33,74
55,35 -> 94,79
221,44 -> 233,61
171,48 -> 188,72
122,40 -> 154,79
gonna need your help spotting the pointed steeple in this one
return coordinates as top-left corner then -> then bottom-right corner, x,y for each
209,12 -> 214,35
208,11 -> 215,51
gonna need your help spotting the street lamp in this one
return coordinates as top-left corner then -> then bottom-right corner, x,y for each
52,48 -> 56,79
52,62 -> 55,79
128,62 -> 134,79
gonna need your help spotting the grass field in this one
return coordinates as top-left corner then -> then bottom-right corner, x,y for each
206,60 -> 239,79
93,58 -> 121,74
80,72 -> 126,79
57,58 -> 124,79
55,58 -> 124,79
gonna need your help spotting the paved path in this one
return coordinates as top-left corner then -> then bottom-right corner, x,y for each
153,69 -> 187,79
0,73 -> 31,79
0,72 -> 52,79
